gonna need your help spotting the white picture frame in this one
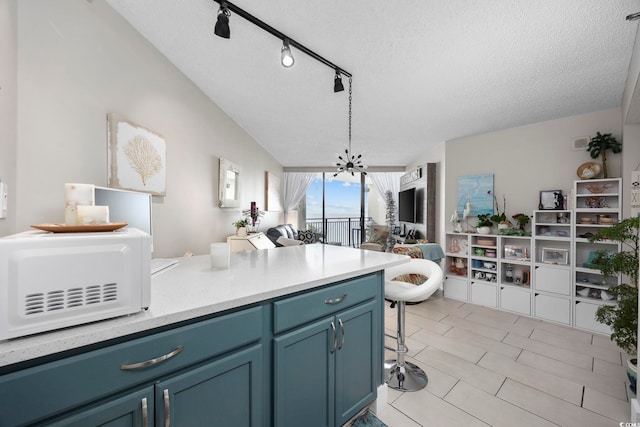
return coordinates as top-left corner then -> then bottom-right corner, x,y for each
108,113 -> 166,196
541,247 -> 569,265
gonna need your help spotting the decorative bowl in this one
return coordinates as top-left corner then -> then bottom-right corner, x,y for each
598,216 -> 615,224
601,290 -> 614,301
577,162 -> 601,180
477,239 -> 495,246
580,217 -> 592,224
585,183 -> 612,194
576,287 -> 589,297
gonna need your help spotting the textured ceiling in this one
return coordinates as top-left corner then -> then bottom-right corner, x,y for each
106,0 -> 640,168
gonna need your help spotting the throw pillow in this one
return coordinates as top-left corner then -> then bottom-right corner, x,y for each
392,246 -> 423,259
277,236 -> 304,246
392,273 -> 428,286
297,229 -> 317,244
368,229 -> 388,246
391,246 -> 427,285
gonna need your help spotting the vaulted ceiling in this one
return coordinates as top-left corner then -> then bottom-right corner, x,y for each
106,1 -> 640,168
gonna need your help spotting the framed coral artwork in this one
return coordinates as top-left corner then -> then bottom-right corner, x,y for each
107,113 -> 167,196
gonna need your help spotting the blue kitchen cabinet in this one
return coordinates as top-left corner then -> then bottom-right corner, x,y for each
0,272 -> 384,427
0,306 -> 265,427
272,273 -> 382,427
44,345 -> 262,427
45,387 -> 155,427
155,344 -> 262,426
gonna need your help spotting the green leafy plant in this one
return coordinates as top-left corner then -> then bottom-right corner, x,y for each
233,218 -> 249,230
587,132 -> 622,178
512,213 -> 530,230
490,193 -> 508,224
475,214 -> 493,228
588,217 -> 639,354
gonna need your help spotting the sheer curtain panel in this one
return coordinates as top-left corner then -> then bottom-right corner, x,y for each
283,172 -> 316,223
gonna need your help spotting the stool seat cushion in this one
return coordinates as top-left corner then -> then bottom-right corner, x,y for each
384,258 -> 443,303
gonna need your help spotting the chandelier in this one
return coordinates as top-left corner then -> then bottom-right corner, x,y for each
334,77 -> 367,177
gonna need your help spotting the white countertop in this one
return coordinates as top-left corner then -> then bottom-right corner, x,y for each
0,244 -> 408,369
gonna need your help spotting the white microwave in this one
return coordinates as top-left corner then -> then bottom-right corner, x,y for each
0,228 -> 151,340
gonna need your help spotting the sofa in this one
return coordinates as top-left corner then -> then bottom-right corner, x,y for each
266,224 -> 321,247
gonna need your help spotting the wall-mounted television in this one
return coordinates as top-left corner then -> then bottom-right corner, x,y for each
95,186 -> 153,250
398,188 -> 416,223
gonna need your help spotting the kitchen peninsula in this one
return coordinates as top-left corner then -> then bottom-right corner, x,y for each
0,244 -> 407,426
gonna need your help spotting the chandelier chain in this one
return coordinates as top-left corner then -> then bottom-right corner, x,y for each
348,77 -> 352,151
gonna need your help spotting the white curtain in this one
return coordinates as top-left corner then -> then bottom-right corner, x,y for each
370,172 -> 403,225
283,172 -> 317,223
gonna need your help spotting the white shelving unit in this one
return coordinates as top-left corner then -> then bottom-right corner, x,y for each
572,178 -> 621,334
443,181 -> 620,335
444,232 -> 533,315
532,210 -> 573,325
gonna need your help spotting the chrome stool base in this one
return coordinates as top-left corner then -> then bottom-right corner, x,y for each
384,359 -> 428,391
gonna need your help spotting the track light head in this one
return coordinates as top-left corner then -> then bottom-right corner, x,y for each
333,70 -> 344,93
214,3 -> 231,39
281,39 -> 295,68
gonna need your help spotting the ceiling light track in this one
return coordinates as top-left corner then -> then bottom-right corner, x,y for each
212,0 -> 351,78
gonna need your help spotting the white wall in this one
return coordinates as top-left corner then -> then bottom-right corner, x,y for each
10,0 -> 283,257
0,0 -> 17,237
444,108 -> 623,233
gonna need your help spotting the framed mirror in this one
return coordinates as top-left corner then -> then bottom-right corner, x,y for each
219,158 -> 241,208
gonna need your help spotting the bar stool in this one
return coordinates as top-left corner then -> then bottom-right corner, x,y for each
384,258 -> 443,391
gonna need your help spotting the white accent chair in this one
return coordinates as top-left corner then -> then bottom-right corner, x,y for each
384,258 -> 443,391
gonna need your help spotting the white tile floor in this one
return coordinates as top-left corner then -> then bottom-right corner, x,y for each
376,291 -> 634,427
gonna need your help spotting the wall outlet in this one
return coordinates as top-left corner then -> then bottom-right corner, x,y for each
0,182 -> 7,219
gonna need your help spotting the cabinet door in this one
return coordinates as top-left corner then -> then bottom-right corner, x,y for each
157,344 -> 263,427
273,317 -> 335,427
575,301 -> 612,335
534,293 -> 571,325
534,265 -> 571,295
45,387 -> 154,427
500,286 -> 531,316
335,300 -> 378,426
444,275 -> 468,301
471,282 -> 497,307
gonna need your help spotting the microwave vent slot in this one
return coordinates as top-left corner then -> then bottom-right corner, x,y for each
23,283 -> 119,316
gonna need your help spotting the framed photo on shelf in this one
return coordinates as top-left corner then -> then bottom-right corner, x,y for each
504,245 -> 527,260
541,247 -> 569,265
539,190 -> 564,210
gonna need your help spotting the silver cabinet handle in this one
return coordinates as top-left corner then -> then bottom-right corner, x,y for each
325,294 -> 347,305
330,321 -> 337,353
120,346 -> 184,370
339,318 -> 345,350
141,397 -> 148,427
164,389 -> 171,427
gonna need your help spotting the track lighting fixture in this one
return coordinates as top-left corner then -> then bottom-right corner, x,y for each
626,12 -> 640,21
211,1 -> 351,92
333,70 -> 344,93
281,39 -> 295,68
209,1 -> 364,172
214,2 -> 230,39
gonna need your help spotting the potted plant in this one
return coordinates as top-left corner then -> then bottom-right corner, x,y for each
475,214 -> 493,234
512,213 -> 530,231
233,218 -> 250,236
588,217 -> 639,392
490,192 -> 511,230
587,132 -> 622,179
